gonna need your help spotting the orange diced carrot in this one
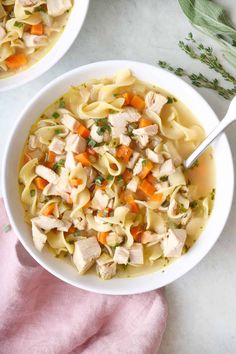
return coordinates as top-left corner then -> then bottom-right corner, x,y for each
75,152 -> 91,166
122,92 -> 133,105
147,173 -> 156,185
35,177 -> 48,190
31,23 -> 44,35
68,226 -> 77,234
139,179 -> 155,197
139,117 -> 152,128
23,152 -> 31,164
139,160 -> 154,180
116,145 -> 133,164
70,178 -> 83,187
5,54 -> 27,70
97,232 -> 109,245
122,169 -> 133,183
124,193 -> 140,213
43,203 -> 55,216
84,200 -> 91,209
47,151 -> 56,163
131,226 -> 144,242
130,95 -> 145,111
74,123 -> 90,138
150,193 -> 163,202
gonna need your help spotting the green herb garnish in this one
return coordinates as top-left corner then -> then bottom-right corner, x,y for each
167,96 -> 174,104
107,174 -> 113,181
179,204 -> 187,213
14,21 -> 24,28
24,10 -> 32,15
190,200 -> 198,209
210,188 -> 216,201
142,159 -> 147,167
160,175 -> 168,182
59,98 -> 65,108
3,224 -> 11,233
34,5 -> 46,12
52,159 -> 65,170
94,176 -> 104,185
52,112 -> 60,119
87,137 -> 97,148
30,190 -> 36,197
117,175 -> 124,185
54,129 -> 62,135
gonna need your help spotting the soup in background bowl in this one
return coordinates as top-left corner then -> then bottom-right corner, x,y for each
2,61 -> 234,294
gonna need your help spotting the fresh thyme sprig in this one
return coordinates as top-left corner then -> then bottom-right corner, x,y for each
158,61 -> 235,99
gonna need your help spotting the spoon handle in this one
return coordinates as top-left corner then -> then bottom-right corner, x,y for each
184,112 -> 236,169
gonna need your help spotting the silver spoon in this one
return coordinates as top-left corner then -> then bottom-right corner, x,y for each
184,96 -> 236,169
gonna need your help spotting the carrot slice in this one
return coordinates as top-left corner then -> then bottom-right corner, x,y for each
139,117 -> 152,128
86,147 -> 97,156
147,173 -> 156,185
97,232 -> 109,245
70,178 -> 83,187
47,151 -> 56,163
35,177 -> 48,190
139,160 -> 154,180
122,169 -> 133,183
95,180 -> 108,190
139,179 -> 155,197
124,193 -> 140,213
75,152 -> 91,166
74,123 -> 90,138
130,95 -> 145,111
43,203 -> 55,216
31,23 -> 44,35
68,226 -> 77,234
5,54 -> 27,70
131,226 -> 144,242
116,145 -> 133,164
122,92 -> 133,105
150,193 -> 163,202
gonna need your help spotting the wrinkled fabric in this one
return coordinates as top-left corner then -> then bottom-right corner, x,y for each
0,199 -> 167,354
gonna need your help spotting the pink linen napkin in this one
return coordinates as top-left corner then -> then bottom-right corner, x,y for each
0,199 -> 167,354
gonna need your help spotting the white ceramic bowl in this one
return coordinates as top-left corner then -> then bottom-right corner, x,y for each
2,60 -> 234,295
0,1 -> 89,92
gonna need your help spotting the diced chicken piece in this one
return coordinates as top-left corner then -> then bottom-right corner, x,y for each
141,231 -> 163,244
61,114 -> 78,131
19,0 -> 39,5
161,228 -> 187,257
96,253 -> 117,280
129,243 -> 144,264
65,151 -> 77,171
111,125 -> 126,138
113,247 -> 129,265
65,133 -> 86,154
145,91 -> 168,114
159,159 -> 175,177
43,183 -> 60,196
120,134 -> 131,146
146,148 -> 164,164
73,236 -> 101,274
137,135 -> 149,148
84,166 -> 97,187
47,0 -> 72,17
127,151 -> 140,169
28,135 -> 40,150
108,107 -> 140,126
106,232 -> 123,247
36,165 -> 59,184
133,158 -> 144,176
0,26 -> 6,41
48,137 -> 65,155
90,124 -> 104,143
91,189 -> 109,210
32,215 -> 71,232
127,176 -> 139,192
32,223 -> 47,252
23,33 -> 48,48
73,218 -> 87,231
150,136 -> 162,149
133,124 -> 158,136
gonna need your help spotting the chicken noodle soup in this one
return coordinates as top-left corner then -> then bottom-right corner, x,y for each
0,0 -> 73,78
19,69 -> 215,280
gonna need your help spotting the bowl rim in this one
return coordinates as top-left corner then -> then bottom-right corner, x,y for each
2,60 -> 235,295
0,0 -> 90,92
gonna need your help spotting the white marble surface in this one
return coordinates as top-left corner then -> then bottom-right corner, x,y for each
0,1 -> 236,353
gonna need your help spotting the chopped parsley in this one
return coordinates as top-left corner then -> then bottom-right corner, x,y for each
142,159 -> 147,167
210,188 -> 216,201
167,96 -> 177,104
94,176 -> 104,185
14,21 -> 24,28
24,10 -> 32,15
160,175 -> 168,182
52,112 -> 60,119
106,174 -> 113,181
30,189 -> 36,197
34,5 -> 46,12
117,175 -> 124,185
54,128 -> 62,135
113,93 -> 119,97
52,159 -> 65,170
59,98 -> 65,108
87,136 -> 97,148
3,224 -> 11,233
71,231 -> 80,237
161,200 -> 170,207
179,204 -> 187,213
190,200 -> 198,209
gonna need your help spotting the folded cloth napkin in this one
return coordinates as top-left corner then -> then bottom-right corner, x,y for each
0,199 -> 167,354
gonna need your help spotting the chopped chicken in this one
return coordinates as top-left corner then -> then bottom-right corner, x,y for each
73,236 -> 101,274
127,151 -> 140,169
108,107 -> 140,126
90,124 -> 104,143
96,253 -> 117,280
48,137 -> 65,155
91,189 -> 109,210
0,26 -> 6,41
113,247 -> 129,265
133,124 -> 158,136
23,33 -> 48,48
133,158 -> 144,176
31,215 -> 71,232
73,218 -> 87,231
145,148 -> 164,164
43,183 -> 60,197
61,114 -> 78,131
111,125 -> 126,138
106,232 -> 123,247
65,151 -> 77,171
47,0 -> 72,17
145,91 -> 168,114
84,166 -> 97,187
137,135 -> 149,148
32,223 -> 47,252
19,0 -> 39,6
159,159 -> 175,177
120,134 -> 131,146
129,243 -> 144,264
127,176 -> 139,192
141,231 -> 163,244
36,165 -> 59,184
161,228 -> 187,257
65,133 -> 86,154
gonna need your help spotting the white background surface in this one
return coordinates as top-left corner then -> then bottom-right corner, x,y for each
0,1 -> 236,353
